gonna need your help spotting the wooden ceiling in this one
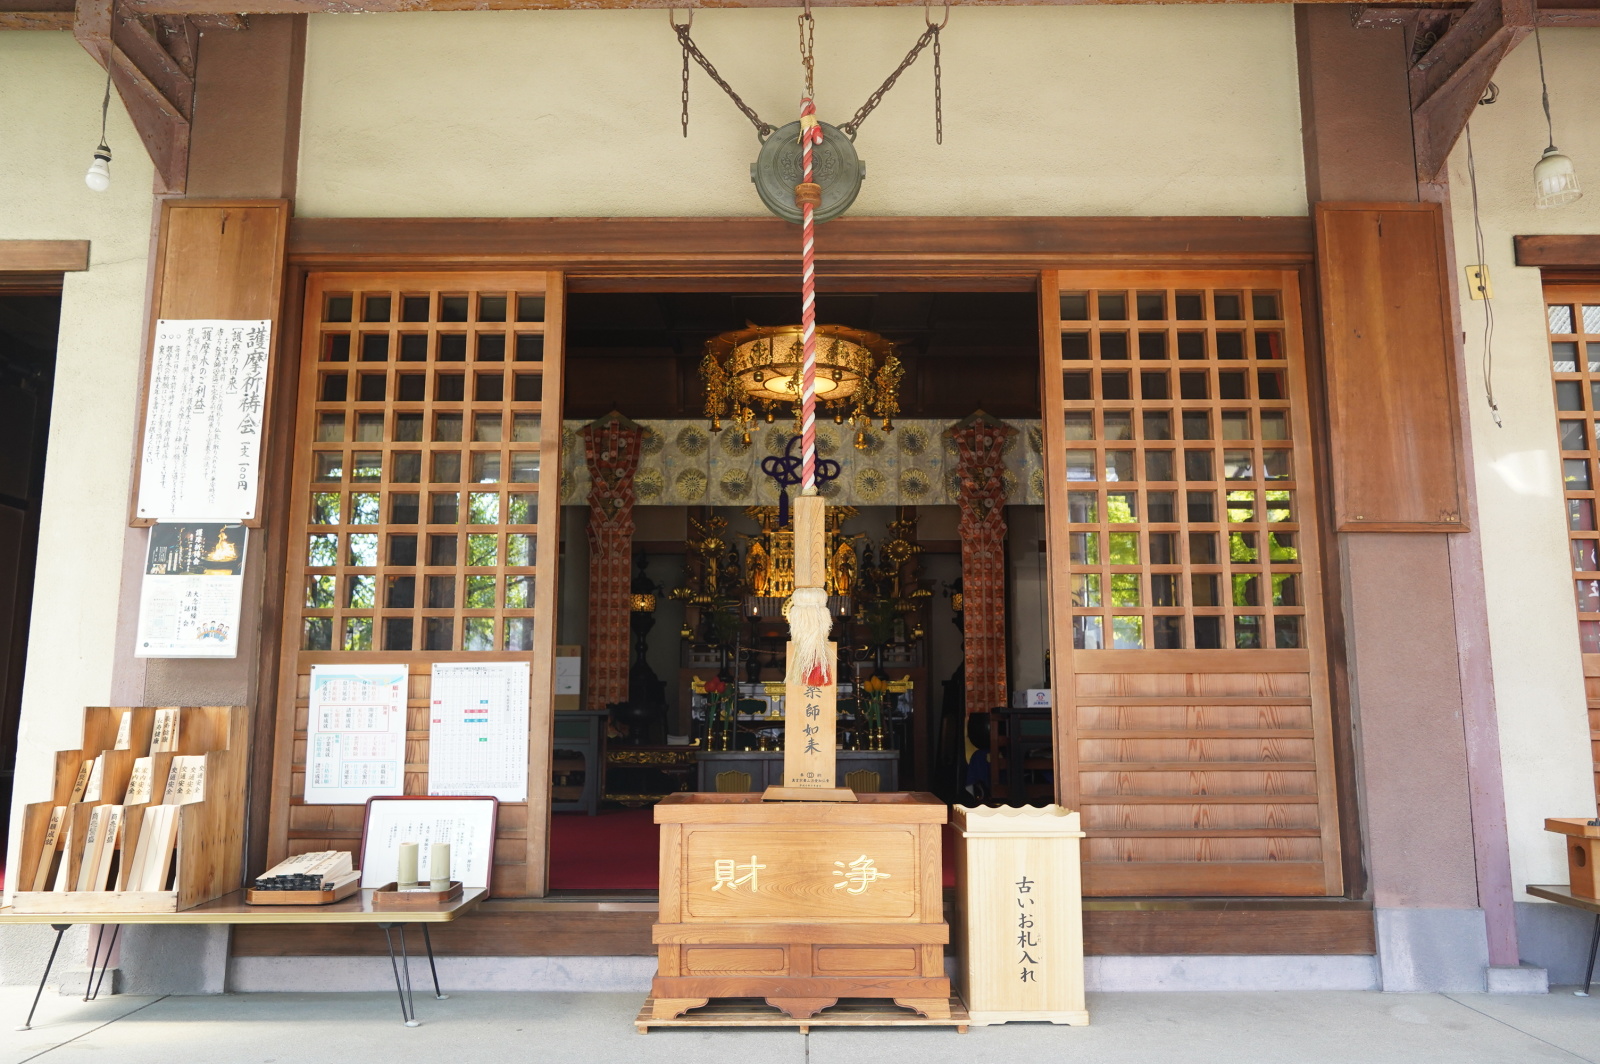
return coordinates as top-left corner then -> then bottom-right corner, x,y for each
564,290 -> 1042,421
7,0 -> 1600,26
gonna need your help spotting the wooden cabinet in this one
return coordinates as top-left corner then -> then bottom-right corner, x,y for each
552,710 -> 605,815
696,751 -> 900,793
986,709 -> 1053,805
651,792 -> 950,1020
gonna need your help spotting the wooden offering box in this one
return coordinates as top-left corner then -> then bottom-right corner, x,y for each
953,805 -> 1087,1026
651,792 -> 949,1021
1546,818 -> 1600,899
12,706 -> 247,914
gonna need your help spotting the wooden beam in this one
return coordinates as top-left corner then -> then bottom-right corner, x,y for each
228,902 -> 1375,958
0,0 -> 70,27
1407,0 -> 1533,182
16,0 -> 1572,15
287,215 -> 1316,274
1514,234 -> 1600,268
73,0 -> 199,194
1539,4 -> 1600,24
101,0 -> 1464,14
0,240 -> 90,272
0,9 -> 70,25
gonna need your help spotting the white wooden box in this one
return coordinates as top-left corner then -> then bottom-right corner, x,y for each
953,805 -> 1087,1026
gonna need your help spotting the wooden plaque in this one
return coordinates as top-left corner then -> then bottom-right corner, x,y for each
777,644 -> 842,794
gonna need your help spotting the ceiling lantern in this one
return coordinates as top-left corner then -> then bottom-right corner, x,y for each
701,323 -> 903,448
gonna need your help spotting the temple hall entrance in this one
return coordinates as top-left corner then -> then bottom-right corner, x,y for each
549,289 -> 1043,889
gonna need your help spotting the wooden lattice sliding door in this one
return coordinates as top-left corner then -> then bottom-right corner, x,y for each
1040,269 -> 1343,897
1541,283 -> 1600,805
270,271 -> 565,896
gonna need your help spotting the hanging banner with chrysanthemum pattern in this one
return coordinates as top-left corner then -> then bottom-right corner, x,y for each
558,419 -> 1044,509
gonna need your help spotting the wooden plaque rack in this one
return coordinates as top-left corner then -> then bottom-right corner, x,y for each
11,706 -> 247,914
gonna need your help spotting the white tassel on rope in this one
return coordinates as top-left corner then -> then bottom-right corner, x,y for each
786,586 -> 833,685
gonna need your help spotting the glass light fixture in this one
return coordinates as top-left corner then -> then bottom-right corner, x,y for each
1533,27 -> 1582,209
1535,147 -> 1582,209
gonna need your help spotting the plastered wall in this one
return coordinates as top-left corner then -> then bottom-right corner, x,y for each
297,6 -> 1305,219
0,34 -> 155,904
1445,28 -> 1600,896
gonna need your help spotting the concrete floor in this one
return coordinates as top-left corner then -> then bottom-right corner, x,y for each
0,987 -> 1595,1064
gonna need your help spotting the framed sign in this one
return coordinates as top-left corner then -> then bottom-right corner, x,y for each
360,795 -> 499,894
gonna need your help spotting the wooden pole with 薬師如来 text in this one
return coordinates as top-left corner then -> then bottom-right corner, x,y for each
764,494 -> 854,802
761,85 -> 850,803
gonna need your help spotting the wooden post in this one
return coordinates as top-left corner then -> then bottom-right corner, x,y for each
792,493 -> 825,589
765,495 -> 854,802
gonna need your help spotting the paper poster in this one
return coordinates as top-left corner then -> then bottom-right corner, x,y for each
361,798 -> 497,890
427,662 -> 530,802
554,655 -> 581,696
305,664 -> 409,805
134,522 -> 247,658
136,319 -> 271,521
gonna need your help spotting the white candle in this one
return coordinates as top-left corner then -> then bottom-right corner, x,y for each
430,843 -> 451,891
397,841 -> 419,889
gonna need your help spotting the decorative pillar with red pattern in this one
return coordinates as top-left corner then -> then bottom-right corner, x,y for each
948,412 -> 1016,714
581,412 -> 644,711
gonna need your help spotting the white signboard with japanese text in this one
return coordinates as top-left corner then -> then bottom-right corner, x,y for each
305,664 -> 409,805
427,662 -> 530,802
134,522 -> 247,658
360,797 -> 497,891
136,319 -> 271,521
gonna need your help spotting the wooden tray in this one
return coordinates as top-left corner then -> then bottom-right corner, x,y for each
635,997 -> 970,1034
371,880 -> 463,910
245,877 -> 361,906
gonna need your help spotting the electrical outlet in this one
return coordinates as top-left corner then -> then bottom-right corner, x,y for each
1465,264 -> 1492,300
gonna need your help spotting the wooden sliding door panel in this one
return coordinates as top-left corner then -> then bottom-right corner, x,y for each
1315,202 -> 1466,532
1043,269 -> 1342,897
270,271 -> 565,896
1540,283 -> 1600,805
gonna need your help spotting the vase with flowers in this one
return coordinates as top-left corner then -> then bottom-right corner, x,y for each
860,675 -> 889,751
702,677 -> 734,751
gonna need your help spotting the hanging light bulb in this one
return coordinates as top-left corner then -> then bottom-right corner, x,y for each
84,70 -> 112,193
84,142 -> 111,192
1532,26 -> 1582,209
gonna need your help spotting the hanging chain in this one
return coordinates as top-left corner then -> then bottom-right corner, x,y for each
838,2 -> 948,141
671,8 -> 776,140
799,0 -> 816,100
672,2 -> 949,145
678,9 -> 691,137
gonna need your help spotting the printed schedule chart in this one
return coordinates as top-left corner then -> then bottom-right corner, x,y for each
427,662 -> 530,802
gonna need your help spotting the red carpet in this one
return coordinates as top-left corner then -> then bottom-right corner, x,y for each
549,808 -> 660,890
548,806 -> 958,891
